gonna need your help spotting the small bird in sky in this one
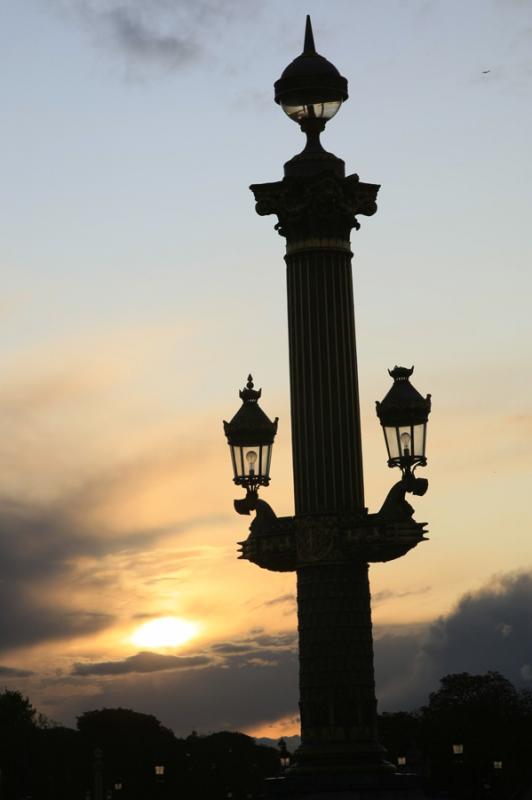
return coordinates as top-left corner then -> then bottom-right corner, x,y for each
482,69 -> 491,74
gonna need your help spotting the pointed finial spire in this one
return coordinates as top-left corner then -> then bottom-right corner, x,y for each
303,15 -> 316,55
239,374 -> 261,403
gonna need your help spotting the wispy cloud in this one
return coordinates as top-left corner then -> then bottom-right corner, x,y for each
52,0 -> 254,72
258,593 -> 296,609
0,665 -> 34,678
373,586 -> 431,605
73,650 -> 211,675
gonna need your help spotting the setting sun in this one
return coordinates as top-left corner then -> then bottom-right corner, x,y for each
131,617 -> 199,649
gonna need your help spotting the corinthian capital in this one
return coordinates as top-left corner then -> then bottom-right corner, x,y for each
250,172 -> 379,244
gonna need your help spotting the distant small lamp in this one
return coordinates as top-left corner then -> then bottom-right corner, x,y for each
278,738 -> 291,770
452,744 -> 464,756
493,761 -> 503,770
154,765 -> 165,781
273,15 -> 348,176
113,783 -> 123,792
397,755 -> 407,768
376,366 -> 431,477
224,375 -> 278,493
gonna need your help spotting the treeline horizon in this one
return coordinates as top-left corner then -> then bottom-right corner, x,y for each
2,670 -> 532,799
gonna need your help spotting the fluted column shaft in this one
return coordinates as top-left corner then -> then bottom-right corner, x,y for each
250,172 -> 382,772
286,247 -> 364,515
286,244 -> 382,767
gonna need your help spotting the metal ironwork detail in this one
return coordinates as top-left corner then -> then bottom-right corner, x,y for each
238,512 -> 428,572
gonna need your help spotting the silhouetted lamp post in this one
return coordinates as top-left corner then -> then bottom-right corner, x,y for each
278,739 -> 291,771
223,15 -> 432,791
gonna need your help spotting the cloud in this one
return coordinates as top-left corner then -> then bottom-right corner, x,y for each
53,0 -> 254,71
90,5 -> 198,68
0,342 -> 227,657
72,651 -> 211,675
0,499 -> 119,653
73,631 -> 297,677
0,481 -> 222,655
259,593 -> 296,608
15,571 -> 532,735
0,665 -> 34,678
43,630 -> 299,732
210,643 -> 254,654
55,643 -> 299,735
375,571 -> 532,710
373,586 -> 430,605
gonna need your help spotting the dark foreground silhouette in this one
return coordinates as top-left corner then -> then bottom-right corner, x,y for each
1,671 -> 532,799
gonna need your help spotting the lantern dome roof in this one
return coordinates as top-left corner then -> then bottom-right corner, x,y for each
376,366 -> 431,426
223,376 -> 278,446
274,16 -> 348,107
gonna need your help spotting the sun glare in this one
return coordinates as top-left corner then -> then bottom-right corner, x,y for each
131,617 -> 199,649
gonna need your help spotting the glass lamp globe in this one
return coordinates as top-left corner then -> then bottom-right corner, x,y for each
281,99 -> 342,123
274,16 -> 348,126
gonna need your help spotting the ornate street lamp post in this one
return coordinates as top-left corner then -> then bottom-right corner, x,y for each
224,16 -> 431,794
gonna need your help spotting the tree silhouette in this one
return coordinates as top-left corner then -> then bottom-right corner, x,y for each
77,707 -> 179,799
420,672 -> 532,794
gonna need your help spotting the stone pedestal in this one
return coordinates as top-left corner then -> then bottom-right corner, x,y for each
265,771 -> 425,800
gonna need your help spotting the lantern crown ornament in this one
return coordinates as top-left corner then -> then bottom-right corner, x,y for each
223,375 -> 278,490
274,16 -> 349,178
376,366 -> 431,475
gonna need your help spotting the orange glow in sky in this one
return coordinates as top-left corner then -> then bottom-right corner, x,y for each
130,617 -> 200,649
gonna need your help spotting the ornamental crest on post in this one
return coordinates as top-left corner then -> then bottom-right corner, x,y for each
296,523 -> 338,563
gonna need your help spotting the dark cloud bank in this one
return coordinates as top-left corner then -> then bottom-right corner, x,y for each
28,572 -> 532,736
375,571 -> 532,710
0,498 -> 116,654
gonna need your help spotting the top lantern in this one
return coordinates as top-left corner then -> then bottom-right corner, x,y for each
376,367 -> 431,475
274,16 -> 349,178
223,376 -> 278,490
274,16 -> 348,124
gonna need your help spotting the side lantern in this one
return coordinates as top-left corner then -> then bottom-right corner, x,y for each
376,366 -> 431,475
223,375 -> 278,490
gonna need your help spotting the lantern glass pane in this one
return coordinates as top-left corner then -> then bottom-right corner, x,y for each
398,426 -> 413,458
413,422 -> 427,458
384,426 -> 400,460
230,445 -> 238,480
242,446 -> 260,479
230,445 -> 245,479
281,100 -> 342,122
257,445 -> 268,478
263,444 -> 273,478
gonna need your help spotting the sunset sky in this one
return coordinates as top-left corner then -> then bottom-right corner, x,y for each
1,0 -> 532,739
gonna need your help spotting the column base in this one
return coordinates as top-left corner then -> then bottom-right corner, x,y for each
290,741 -> 394,775
264,771 -> 425,800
